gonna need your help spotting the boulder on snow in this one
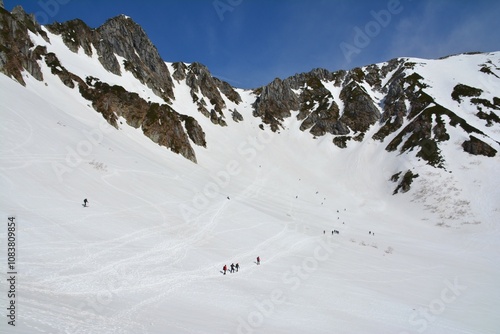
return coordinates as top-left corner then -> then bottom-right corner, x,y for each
462,136 -> 497,157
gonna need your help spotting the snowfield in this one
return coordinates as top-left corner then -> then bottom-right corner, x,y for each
1,44 -> 500,334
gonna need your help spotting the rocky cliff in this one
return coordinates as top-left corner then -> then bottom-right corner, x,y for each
1,6 -> 499,192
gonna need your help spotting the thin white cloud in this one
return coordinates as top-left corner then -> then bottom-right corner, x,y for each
387,1 -> 500,61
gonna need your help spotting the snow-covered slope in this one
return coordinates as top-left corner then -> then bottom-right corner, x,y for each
1,7 -> 500,334
1,62 -> 500,334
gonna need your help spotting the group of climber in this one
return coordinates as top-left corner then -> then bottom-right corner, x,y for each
222,263 -> 239,275
222,256 -> 260,275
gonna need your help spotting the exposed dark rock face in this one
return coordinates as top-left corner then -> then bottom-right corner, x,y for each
479,63 -> 500,78
372,73 -> 407,141
2,5 -> 499,174
185,62 -> 240,126
476,109 -> 500,127
339,80 -> 381,133
250,55 -> 499,166
231,109 -> 243,122
45,19 -> 94,56
82,80 -> 144,129
1,8 -> 227,163
171,61 -> 242,126
392,170 -> 419,194
98,16 -> 174,101
0,6 -> 48,84
379,58 -> 406,89
462,136 -> 497,157
81,79 -> 200,162
286,68 -> 344,89
214,77 -> 242,105
333,136 -> 349,148
142,103 -> 197,161
253,77 -> 299,131
386,103 -> 489,168
3,10 -> 177,103
405,74 -> 433,119
46,15 -> 175,102
182,116 -> 206,148
297,75 -> 347,136
253,69 -> 350,134
374,70 -> 430,141
363,64 -> 383,91
451,84 -> 483,103
172,61 -> 187,82
251,62 -> 407,140
44,51 -> 86,89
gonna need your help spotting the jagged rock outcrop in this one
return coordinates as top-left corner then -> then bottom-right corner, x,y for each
231,109 -> 244,122
450,83 -> 500,128
297,75 -> 347,136
252,69 -> 347,133
372,73 -> 407,140
287,68 -> 344,88
172,61 -> 187,82
44,51 -> 87,89
379,58 -> 407,88
142,104 -> 198,161
185,62 -> 241,125
1,7 -> 220,163
462,135 -> 497,157
98,16 -> 175,101
1,5 -> 499,174
45,19 -> 94,56
214,76 -> 242,105
46,15 -> 175,102
40,50 -> 200,162
476,108 -> 500,127
0,6 -> 48,84
373,69 -> 430,141
339,80 -> 381,133
451,84 -> 482,103
386,103 -> 488,168
171,61 -> 242,126
1,8 -> 176,102
253,77 -> 300,131
251,62 -> 406,141
81,78 -> 201,162
182,116 -> 206,148
391,170 -> 419,194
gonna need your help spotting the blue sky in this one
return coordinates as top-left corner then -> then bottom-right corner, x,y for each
5,0 -> 500,88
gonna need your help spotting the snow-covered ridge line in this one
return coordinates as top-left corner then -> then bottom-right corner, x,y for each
1,6 -> 499,168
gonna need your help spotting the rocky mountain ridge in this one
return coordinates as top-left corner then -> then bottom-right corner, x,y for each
1,5 -> 499,193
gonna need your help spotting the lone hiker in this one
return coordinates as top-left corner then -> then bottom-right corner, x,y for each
230,263 -> 235,273
256,256 -> 260,265
223,264 -> 227,275
83,198 -> 88,207
235,263 -> 239,272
